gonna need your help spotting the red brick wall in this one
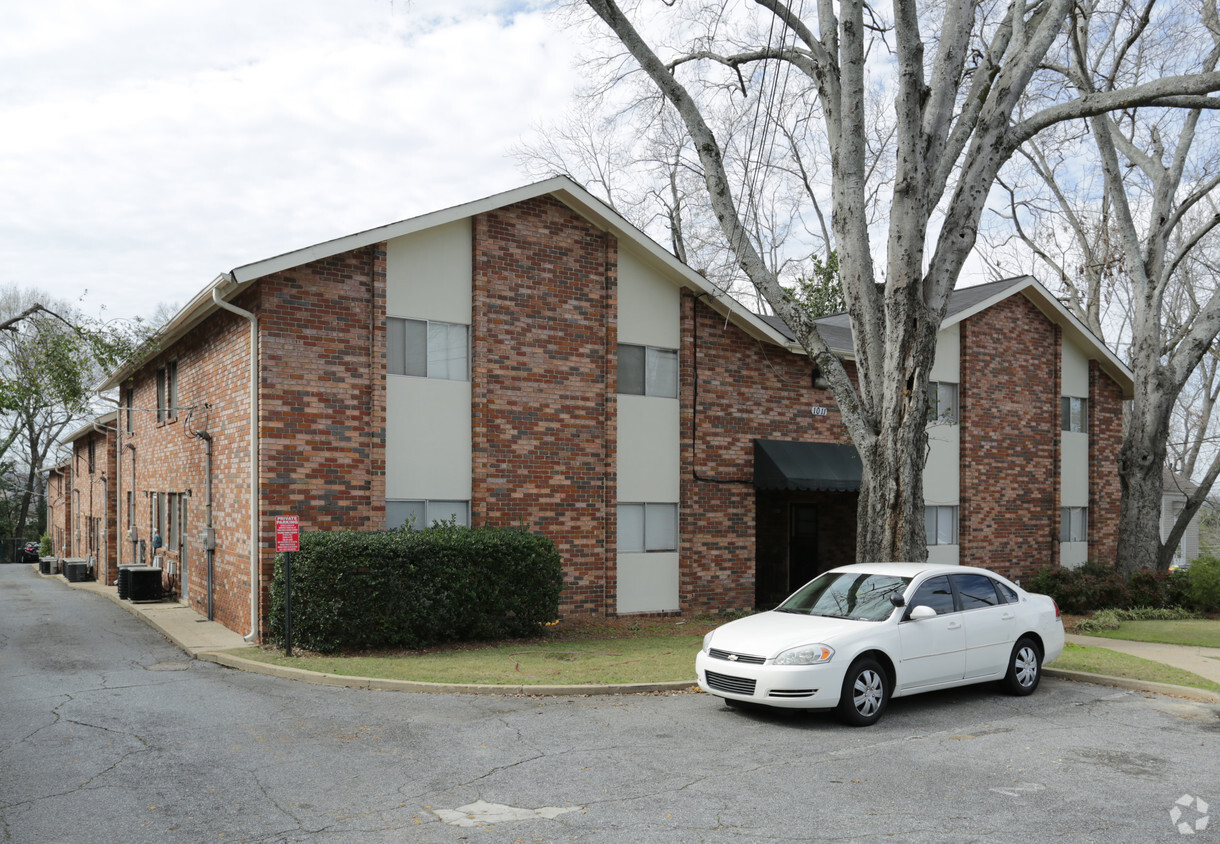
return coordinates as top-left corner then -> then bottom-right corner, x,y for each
680,295 -> 852,611
120,246 -> 386,638
959,295 -> 1061,581
70,427 -> 118,582
47,466 -> 71,559
255,245 -> 387,628
470,196 -> 616,615
120,297 -> 256,632
1089,360 -> 1123,564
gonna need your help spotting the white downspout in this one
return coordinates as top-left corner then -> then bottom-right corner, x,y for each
212,284 -> 260,641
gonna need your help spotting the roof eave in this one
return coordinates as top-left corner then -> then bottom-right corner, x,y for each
101,178 -> 797,389
941,276 -> 1134,398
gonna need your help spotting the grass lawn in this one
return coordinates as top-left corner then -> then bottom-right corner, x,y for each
235,633 -> 706,686
226,616 -> 1220,692
1074,619 -> 1220,649
1052,643 -> 1220,693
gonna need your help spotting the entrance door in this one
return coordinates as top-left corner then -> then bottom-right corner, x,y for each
789,504 -> 819,592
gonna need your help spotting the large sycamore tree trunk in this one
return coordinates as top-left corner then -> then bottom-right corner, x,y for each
583,0 -> 1220,563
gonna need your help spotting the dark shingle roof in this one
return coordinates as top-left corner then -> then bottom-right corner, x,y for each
759,277 -> 1033,354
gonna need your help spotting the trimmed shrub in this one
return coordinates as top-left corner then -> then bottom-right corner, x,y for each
1186,555 -> 1220,612
1030,561 -> 1196,614
267,524 -> 563,653
1028,561 -> 1128,615
1127,568 -> 1172,609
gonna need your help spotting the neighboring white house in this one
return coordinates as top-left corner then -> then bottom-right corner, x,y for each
1162,468 -> 1201,566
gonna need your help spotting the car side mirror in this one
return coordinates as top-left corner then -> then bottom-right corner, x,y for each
908,605 -> 938,621
890,595 -> 905,608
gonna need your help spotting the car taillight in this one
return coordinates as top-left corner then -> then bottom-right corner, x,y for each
1052,600 -> 1061,618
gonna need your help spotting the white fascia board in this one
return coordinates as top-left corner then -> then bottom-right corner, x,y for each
229,178 -> 580,284
229,176 -> 794,349
545,182 -> 794,349
60,411 -> 119,444
102,177 -> 797,388
942,276 -> 1134,397
99,273 -> 235,390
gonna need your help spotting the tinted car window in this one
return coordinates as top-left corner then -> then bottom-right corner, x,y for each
953,574 -> 1002,610
907,575 -> 955,615
994,581 -> 1019,604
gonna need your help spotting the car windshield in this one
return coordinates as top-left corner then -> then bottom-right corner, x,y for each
777,572 -> 911,621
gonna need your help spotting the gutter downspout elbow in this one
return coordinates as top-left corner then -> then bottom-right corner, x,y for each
212,285 -> 260,642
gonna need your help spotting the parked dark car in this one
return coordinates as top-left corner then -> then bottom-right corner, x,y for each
21,542 -> 39,564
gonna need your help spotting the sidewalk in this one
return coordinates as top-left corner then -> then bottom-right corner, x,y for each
37,564 -> 1220,702
1064,632 -> 1220,684
48,566 -> 253,656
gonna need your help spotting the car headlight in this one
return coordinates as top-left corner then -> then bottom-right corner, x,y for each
774,644 -> 835,666
702,631 -> 715,654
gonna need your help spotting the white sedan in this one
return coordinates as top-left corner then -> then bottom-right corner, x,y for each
696,563 -> 1065,726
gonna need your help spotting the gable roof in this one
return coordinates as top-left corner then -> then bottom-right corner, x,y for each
61,411 -> 119,445
100,178 -> 1133,399
760,276 -> 1133,397
102,177 -> 788,389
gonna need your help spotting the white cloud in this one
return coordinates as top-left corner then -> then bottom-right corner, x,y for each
0,0 -> 580,321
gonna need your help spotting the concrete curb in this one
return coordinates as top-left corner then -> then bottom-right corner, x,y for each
1044,667 -> 1220,703
199,650 -> 699,697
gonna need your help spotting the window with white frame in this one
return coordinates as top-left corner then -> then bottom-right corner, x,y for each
617,344 -> 678,398
1062,396 -> 1088,433
386,317 -> 469,381
1060,506 -> 1088,543
617,503 -> 678,552
924,505 -> 959,546
386,499 -> 470,529
927,381 -> 959,424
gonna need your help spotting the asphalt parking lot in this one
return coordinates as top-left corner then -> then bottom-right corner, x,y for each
3,564 -> 1218,842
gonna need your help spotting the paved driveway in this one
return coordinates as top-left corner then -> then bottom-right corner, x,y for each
2,564 -> 1218,842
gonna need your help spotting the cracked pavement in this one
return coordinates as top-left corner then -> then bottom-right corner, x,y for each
2,564 -> 1219,842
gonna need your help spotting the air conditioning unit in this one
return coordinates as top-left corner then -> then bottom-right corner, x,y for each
128,567 -> 163,602
117,566 -> 133,599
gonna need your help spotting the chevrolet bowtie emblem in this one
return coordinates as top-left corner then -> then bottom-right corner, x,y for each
728,654 -> 738,661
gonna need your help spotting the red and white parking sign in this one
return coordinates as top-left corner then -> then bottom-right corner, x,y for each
275,515 -> 300,552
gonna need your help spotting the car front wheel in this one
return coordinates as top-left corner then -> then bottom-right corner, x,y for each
836,657 -> 889,726
1002,637 -> 1042,696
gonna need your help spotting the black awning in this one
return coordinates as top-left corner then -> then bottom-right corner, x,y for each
753,439 -> 862,492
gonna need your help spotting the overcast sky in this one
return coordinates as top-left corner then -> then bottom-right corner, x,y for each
0,0 -> 581,324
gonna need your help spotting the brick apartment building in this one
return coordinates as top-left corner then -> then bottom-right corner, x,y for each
64,177 -> 1130,641
46,412 -> 118,578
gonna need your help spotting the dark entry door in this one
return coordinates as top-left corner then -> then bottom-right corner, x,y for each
789,504 -> 818,592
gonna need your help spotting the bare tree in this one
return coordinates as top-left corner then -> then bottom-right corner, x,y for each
577,0 -> 1220,563
986,0 -> 1220,573
515,23 -> 879,310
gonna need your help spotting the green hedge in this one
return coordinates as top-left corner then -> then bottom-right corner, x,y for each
267,524 -> 563,653
1028,560 -> 1191,614
1187,555 -> 1220,612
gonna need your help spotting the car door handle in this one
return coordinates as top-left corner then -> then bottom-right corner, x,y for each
1001,612 -> 1015,620
947,621 -> 962,630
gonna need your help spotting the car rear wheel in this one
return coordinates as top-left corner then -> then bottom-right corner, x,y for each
836,657 -> 889,726
1002,637 -> 1042,696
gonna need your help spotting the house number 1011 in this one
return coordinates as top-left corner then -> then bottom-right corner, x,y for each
811,406 -> 828,417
